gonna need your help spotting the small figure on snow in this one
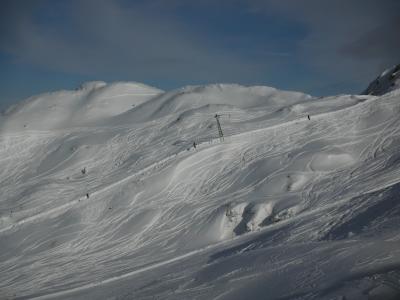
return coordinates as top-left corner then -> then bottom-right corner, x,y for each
81,167 -> 86,175
307,115 -> 310,120
193,142 -> 197,149
86,193 -> 89,199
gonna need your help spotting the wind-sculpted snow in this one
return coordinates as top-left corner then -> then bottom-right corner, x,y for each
0,82 -> 400,299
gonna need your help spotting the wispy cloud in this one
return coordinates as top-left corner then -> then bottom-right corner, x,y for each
0,0 -> 271,84
0,0 -> 398,100
248,0 -> 400,87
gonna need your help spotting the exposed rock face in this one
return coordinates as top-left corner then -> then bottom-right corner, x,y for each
362,64 -> 400,96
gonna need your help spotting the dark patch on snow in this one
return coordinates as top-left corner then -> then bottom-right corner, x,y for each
321,182 -> 400,240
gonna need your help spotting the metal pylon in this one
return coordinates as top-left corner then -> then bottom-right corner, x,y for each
214,114 -> 224,141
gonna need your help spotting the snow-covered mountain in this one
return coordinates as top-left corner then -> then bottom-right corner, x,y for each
363,64 -> 400,96
1,79 -> 400,300
0,81 -> 163,131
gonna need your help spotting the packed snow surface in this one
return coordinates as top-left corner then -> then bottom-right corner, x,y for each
1,80 -> 400,299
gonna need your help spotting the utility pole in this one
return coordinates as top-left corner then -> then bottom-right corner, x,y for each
214,114 -> 224,141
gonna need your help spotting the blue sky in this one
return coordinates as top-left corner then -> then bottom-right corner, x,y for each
0,0 -> 399,109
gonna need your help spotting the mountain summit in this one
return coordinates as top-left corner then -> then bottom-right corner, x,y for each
362,64 -> 400,96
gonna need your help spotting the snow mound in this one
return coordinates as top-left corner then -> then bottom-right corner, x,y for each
309,151 -> 355,171
115,83 -> 312,123
0,81 -> 162,131
362,64 -> 400,96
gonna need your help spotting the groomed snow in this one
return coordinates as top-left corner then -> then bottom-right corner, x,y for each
1,81 -> 400,299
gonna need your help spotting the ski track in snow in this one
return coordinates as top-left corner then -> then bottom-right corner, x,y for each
1,82 -> 400,299
28,244 -> 212,300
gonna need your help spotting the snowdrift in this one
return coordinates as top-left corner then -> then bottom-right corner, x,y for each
1,80 -> 400,300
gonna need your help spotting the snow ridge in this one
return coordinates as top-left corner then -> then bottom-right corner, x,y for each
363,63 -> 400,96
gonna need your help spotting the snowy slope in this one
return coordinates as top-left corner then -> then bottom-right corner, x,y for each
0,81 -> 162,131
1,81 -> 400,300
